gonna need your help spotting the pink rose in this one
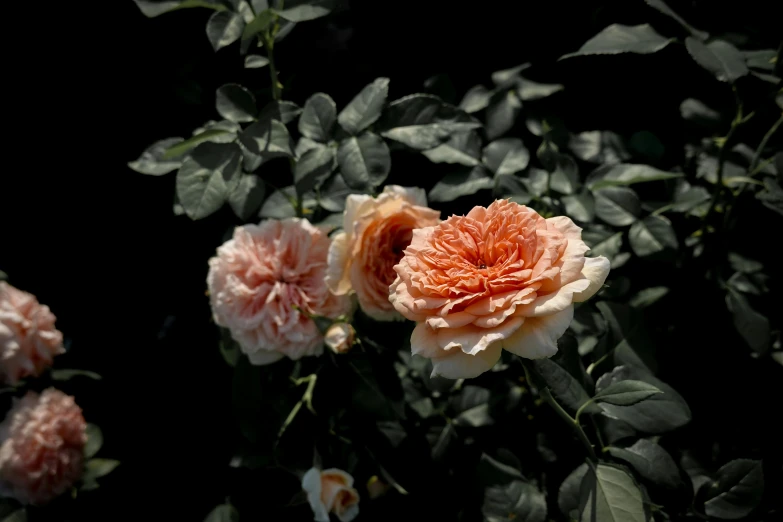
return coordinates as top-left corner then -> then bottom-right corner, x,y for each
0,282 -> 64,384
302,467 -> 360,522
325,186 -> 440,321
324,323 -> 355,354
0,388 -> 87,505
207,218 -> 352,364
389,200 -> 610,379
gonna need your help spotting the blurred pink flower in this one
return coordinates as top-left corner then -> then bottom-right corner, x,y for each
0,388 -> 87,505
207,218 -> 352,364
390,200 -> 610,379
0,282 -> 64,384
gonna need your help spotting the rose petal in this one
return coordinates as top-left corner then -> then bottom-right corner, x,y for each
437,316 -> 524,355
325,231 -> 352,295
572,256 -> 611,303
503,305 -> 574,359
523,278 -> 591,317
302,468 -> 330,522
410,323 -> 441,358
431,342 -> 503,379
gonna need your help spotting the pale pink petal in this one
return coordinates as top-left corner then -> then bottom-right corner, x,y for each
410,323 -> 441,358
572,256 -> 611,302
431,342 -> 503,379
325,231 -> 352,295
503,306 -> 574,359
437,317 -> 524,355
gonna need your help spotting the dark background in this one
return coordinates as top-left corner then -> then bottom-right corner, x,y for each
3,0 -> 781,519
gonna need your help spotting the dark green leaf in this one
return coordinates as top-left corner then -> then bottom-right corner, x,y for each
337,77 -> 390,135
429,165 -> 494,202
583,228 -> 623,261
533,359 -> 600,413
206,10 -> 244,51
485,90 -> 522,140
516,78 -> 564,101
629,131 -> 665,162
629,215 -> 678,256
727,272 -> 768,295
422,131 -> 481,166
587,164 -> 681,190
550,154 -> 580,194
628,287 -> 669,308
176,142 -> 242,220
82,459 -> 120,482
593,380 -> 663,406
482,138 -> 530,175
204,504 -> 240,522
84,424 -> 103,459
725,288 -> 770,354
430,423 -> 457,461
128,138 -> 185,175
455,404 -> 492,427
295,144 -> 336,193
523,167 -> 549,197
1,509 -> 26,522
673,181 -> 711,214
477,452 -> 525,485
743,49 -> 777,71
495,174 -> 532,203
483,480 -> 547,522
318,174 -> 361,212
459,85 -> 492,113
134,0 -> 226,18
491,63 -> 531,88
219,330 -> 241,367
561,23 -> 673,59
569,131 -> 631,165
380,94 -> 481,150
259,187 -> 297,218
704,459 -> 764,520
727,252 -> 763,274
51,369 -> 102,381
643,0 -> 708,40
558,463 -> 589,519
452,385 -> 490,413
244,54 -> 269,68
164,129 -> 234,159
607,439 -> 681,489
562,191 -> 596,222
216,84 -> 257,123
757,177 -> 783,216
276,0 -> 335,22
580,464 -> 646,522
241,8 -> 275,41
680,98 -> 722,127
239,119 -> 294,157
258,100 -> 302,125
337,133 -> 391,190
298,93 -> 336,142
685,37 -> 749,83
228,174 -> 265,220
594,187 -> 641,226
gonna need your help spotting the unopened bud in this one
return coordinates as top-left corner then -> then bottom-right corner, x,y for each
325,323 -> 355,354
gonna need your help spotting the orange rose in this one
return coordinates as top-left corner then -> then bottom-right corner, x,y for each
325,186 -> 440,321
389,200 -> 610,379
302,467 -> 360,522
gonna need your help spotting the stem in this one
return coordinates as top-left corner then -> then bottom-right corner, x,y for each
539,387 -> 598,462
278,373 -> 318,438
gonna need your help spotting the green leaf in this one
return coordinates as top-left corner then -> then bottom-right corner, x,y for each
84,424 -> 103,459
569,131 -> 631,165
128,138 -> 186,175
704,459 -> 764,520
757,177 -> 783,216
82,459 -> 120,483
133,0 -> 226,17
485,89 -> 522,140
593,380 -> 663,406
318,174 -> 360,212
725,288 -> 770,354
561,23 -> 673,59
380,94 -> 481,149
643,0 -> 708,40
216,84 -> 257,123
628,287 -> 669,308
562,191 -> 596,222
258,100 -> 302,125
51,369 -> 102,381
228,174 -> 266,220
276,0 -> 335,22
206,10 -> 244,51
429,166 -> 494,202
259,187 -> 297,218
337,133 -> 391,190
298,93 -> 337,142
587,164 -> 681,190
477,452 -> 525,485
516,78 -> 564,101
629,215 -> 678,256
495,174 -> 532,203
337,77 -> 390,135
244,54 -> 269,69
176,142 -> 242,220
580,464 -> 646,522
532,359 -> 600,413
163,129 -> 233,159
204,504 -> 240,522
594,187 -> 641,226
295,144 -> 336,194
550,154 -> 580,195
743,49 -> 777,71
483,480 -> 547,522
607,439 -> 681,489
491,63 -> 531,88
558,463 -> 589,520
583,228 -> 623,260
219,330 -> 241,367
728,252 -> 763,274
673,181 -> 711,214
680,98 -> 722,127
1,510 -> 26,522
482,138 -> 530,176
685,37 -> 749,83
459,85 -> 492,113
242,8 -> 275,42
629,131 -> 665,162
422,131 -> 481,166
239,119 -> 294,157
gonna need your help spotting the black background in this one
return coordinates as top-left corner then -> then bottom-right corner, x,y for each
3,0 -> 781,519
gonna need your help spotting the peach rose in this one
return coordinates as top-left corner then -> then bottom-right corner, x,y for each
207,218 -> 352,365
0,388 -> 87,505
302,467 -> 360,522
324,323 -> 355,354
0,282 -> 64,384
389,200 -> 610,379
325,186 -> 440,321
